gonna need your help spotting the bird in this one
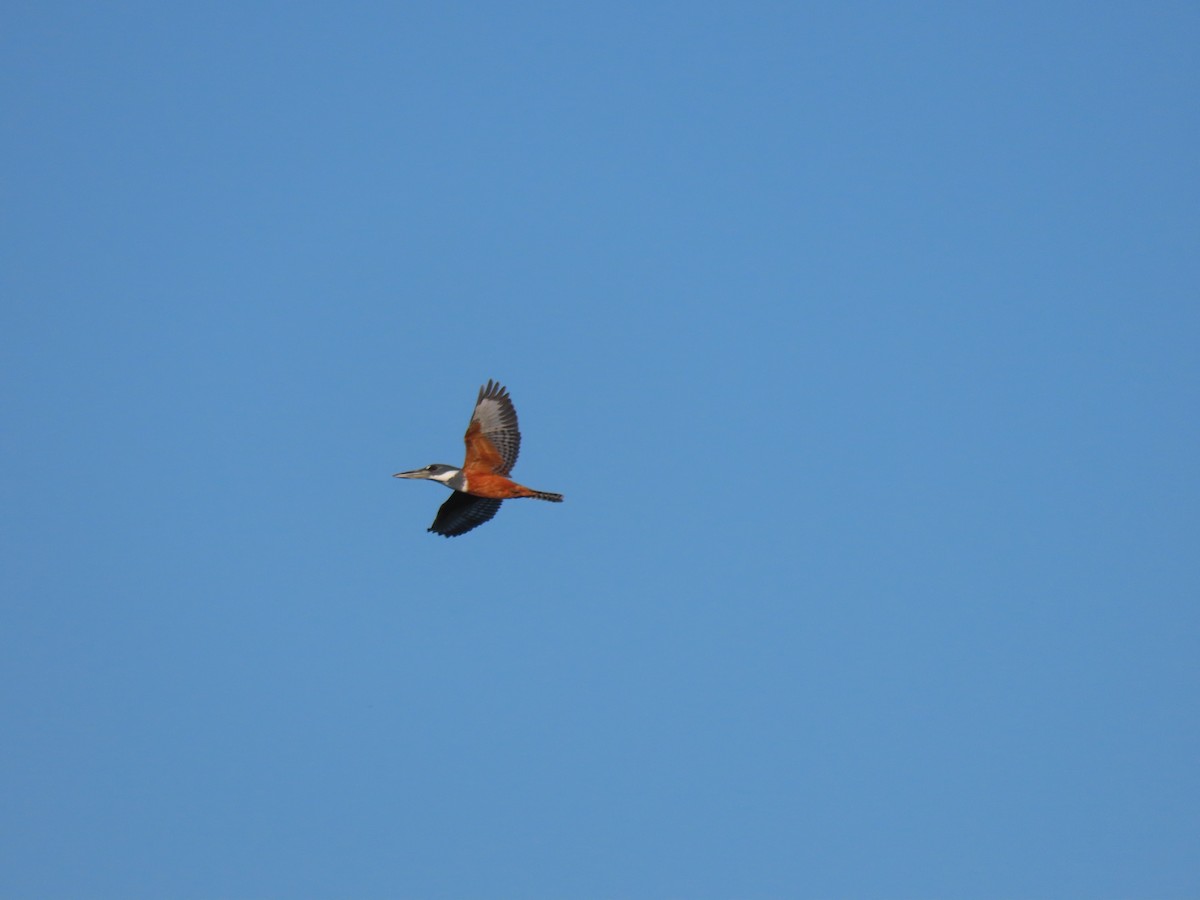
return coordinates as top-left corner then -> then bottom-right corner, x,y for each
393,379 -> 563,537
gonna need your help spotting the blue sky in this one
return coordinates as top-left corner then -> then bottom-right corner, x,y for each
3,3 -> 1198,897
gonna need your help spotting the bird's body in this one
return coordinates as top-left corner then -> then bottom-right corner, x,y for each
393,380 -> 563,536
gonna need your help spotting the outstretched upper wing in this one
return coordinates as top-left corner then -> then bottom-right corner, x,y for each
429,492 -> 503,537
462,379 -> 521,475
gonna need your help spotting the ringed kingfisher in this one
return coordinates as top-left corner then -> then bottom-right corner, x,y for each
393,379 -> 563,537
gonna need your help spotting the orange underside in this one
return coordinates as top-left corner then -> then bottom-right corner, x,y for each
461,470 -> 542,499
461,422 -> 549,498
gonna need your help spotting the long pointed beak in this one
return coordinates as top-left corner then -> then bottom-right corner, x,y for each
393,469 -> 424,479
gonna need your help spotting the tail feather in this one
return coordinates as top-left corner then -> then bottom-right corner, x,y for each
531,490 -> 563,502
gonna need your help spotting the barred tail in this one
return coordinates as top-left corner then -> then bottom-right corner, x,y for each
531,490 -> 563,503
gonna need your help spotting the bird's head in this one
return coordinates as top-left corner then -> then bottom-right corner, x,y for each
393,463 -> 461,486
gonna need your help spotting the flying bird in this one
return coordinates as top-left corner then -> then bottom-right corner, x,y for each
393,379 -> 563,536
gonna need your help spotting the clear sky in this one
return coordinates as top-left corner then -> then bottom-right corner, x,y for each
3,3 -> 1198,898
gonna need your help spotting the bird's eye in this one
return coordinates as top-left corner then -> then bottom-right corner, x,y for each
426,465 -> 437,471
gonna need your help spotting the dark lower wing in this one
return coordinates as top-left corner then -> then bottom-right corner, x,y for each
429,492 -> 503,537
